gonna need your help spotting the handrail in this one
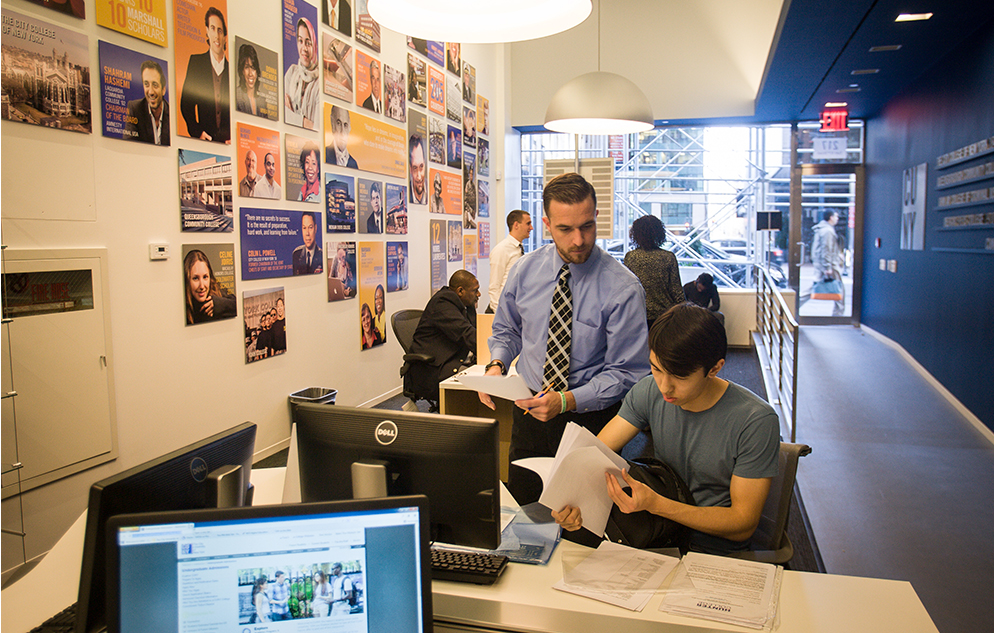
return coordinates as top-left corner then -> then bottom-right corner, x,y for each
754,266 -> 800,441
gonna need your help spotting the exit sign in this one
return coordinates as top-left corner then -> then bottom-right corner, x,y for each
820,110 -> 849,132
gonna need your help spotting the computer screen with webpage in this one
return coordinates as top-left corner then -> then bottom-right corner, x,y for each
106,497 -> 432,633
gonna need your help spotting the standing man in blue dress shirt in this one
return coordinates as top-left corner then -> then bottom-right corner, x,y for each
479,173 -> 650,505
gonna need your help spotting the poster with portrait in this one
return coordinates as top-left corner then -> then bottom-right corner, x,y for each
446,78 -> 461,123
355,51 -> 381,114
408,110 -> 428,205
462,61 -> 475,103
385,183 -> 408,234
387,241 -> 409,292
463,151 -> 477,229
430,168 -> 461,216
407,53 -> 426,107
99,41 -> 169,145
323,104 -> 407,178
24,0 -> 84,19
322,33 -> 353,102
426,41 -> 444,67
285,134 -> 322,203
97,0 -> 166,46
243,287 -> 286,363
445,42 -> 460,76
478,137 -> 490,177
427,65 -> 445,117
447,125 -> 462,169
354,0 -> 381,53
463,234 -> 477,276
428,116 -> 446,165
1,9 -> 91,134
237,123 -> 281,199
233,37 -> 279,121
477,95 -> 489,136
174,0 -> 229,143
240,208 -> 324,279
182,243 -> 237,326
478,222 -> 491,259
282,0 -> 319,130
357,178 -> 383,234
325,172 -> 356,233
430,219 -> 447,293
179,149 -> 233,231
447,221 -> 463,262
478,179 -> 490,219
358,241 -> 386,349
462,105 -> 476,148
383,63 -> 405,122
322,0 -> 353,37
326,240 -> 357,301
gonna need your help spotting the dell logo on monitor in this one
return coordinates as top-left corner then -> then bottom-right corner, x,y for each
375,420 -> 398,445
190,457 -> 209,482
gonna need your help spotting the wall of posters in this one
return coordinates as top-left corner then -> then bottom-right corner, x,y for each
182,243 -> 237,325
233,37 -> 279,121
282,0 -> 319,130
99,41 -> 170,145
324,104 -> 407,178
322,33 -> 353,102
243,287 -> 286,363
174,0 -> 229,143
285,134 -> 322,203
96,0 -> 167,46
237,123 -> 282,199
358,241 -> 386,349
385,182 -> 408,234
387,241 -> 409,292
325,172 -> 356,232
430,219 -> 447,294
327,240 -> 357,301
240,208 -> 324,279
1,9 -> 91,133
179,149 -> 234,231
429,168 -> 461,215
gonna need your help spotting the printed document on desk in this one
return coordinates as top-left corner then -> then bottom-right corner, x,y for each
552,541 -> 680,611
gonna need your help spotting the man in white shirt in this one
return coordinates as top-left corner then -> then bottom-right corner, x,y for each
486,209 -> 532,313
254,153 -> 282,199
329,562 -> 353,616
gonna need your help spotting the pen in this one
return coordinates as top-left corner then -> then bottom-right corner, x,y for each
524,386 -> 550,417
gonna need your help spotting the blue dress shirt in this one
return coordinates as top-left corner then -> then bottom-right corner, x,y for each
489,244 -> 650,413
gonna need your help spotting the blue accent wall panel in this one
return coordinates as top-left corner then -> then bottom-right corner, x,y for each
864,18 -> 994,431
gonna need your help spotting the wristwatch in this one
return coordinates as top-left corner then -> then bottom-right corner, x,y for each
485,359 -> 506,375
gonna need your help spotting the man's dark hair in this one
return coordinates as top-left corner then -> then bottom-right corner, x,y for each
649,304 -> 726,378
542,172 -> 596,217
204,6 -> 227,35
275,571 -> 285,578
506,209 -> 528,231
823,210 -> 838,221
409,134 -> 424,159
264,152 -> 275,166
139,60 -> 165,86
370,182 -> 380,196
696,273 -> 714,287
449,269 -> 477,291
301,211 -> 316,224
630,215 -> 666,250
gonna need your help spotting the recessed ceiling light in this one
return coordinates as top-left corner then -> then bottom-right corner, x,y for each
849,83 -> 859,88
870,45 -> 903,52
825,102 -> 848,108
896,13 -> 933,22
836,87 -> 861,93
851,69 -> 880,75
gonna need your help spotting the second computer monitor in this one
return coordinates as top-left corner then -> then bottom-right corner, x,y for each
294,404 -> 501,550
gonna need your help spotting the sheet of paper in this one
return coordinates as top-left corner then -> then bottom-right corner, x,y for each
537,446 -> 618,536
455,372 -> 534,401
553,541 -> 680,611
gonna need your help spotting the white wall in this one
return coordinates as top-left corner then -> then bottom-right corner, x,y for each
0,1 -> 505,572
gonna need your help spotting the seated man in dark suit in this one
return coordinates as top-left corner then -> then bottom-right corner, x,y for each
684,273 -> 724,324
407,270 -> 480,405
125,60 -> 170,145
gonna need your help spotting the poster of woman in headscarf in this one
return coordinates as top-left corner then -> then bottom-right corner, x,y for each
283,0 -> 320,130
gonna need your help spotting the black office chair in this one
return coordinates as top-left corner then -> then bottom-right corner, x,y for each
391,310 -> 439,412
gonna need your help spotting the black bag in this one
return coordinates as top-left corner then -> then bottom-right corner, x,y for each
603,457 -> 695,550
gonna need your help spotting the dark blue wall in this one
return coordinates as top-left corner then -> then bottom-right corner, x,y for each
864,19 -> 994,431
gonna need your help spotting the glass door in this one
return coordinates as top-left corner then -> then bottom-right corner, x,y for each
788,163 -> 863,324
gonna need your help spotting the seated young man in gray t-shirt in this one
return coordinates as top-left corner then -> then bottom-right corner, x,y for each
552,303 -> 780,554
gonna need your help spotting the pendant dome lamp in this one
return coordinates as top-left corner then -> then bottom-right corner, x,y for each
367,0 -> 592,44
543,2 -> 654,134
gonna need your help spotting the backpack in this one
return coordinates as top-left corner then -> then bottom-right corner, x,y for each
603,457 -> 695,550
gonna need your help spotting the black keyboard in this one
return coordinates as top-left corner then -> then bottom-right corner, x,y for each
30,602 -> 76,633
430,547 -> 508,585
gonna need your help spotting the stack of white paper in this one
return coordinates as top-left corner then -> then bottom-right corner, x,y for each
553,541 -> 681,611
658,552 -> 783,630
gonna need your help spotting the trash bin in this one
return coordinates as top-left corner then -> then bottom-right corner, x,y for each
288,387 -> 337,424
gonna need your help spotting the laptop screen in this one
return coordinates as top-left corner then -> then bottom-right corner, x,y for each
105,496 -> 432,633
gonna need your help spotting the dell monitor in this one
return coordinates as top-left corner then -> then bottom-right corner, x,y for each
74,421 -> 256,633
294,404 -> 500,550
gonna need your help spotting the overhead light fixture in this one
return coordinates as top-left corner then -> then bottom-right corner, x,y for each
870,45 -> 903,52
825,102 -> 848,108
836,87 -> 861,93
543,2 -> 653,134
851,68 -> 880,75
367,0 -> 591,44
896,13 -> 933,22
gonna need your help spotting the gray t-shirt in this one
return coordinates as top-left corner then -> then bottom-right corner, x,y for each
618,377 -> 780,534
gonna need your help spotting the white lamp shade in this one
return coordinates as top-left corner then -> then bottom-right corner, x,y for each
367,0 -> 592,44
544,72 -> 655,135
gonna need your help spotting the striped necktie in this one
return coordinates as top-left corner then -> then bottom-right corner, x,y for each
542,264 -> 572,392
